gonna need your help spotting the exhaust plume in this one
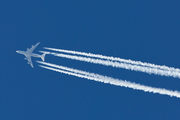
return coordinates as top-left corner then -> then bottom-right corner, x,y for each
44,47 -> 180,72
39,51 -> 180,79
37,61 -> 180,98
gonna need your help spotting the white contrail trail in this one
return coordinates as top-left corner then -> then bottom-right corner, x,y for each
44,47 -> 180,72
39,51 -> 180,79
37,61 -> 180,98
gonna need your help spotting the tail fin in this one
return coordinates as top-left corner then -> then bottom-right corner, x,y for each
41,52 -> 46,61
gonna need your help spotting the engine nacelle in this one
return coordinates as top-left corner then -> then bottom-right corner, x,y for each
27,62 -> 30,64
24,58 -> 27,60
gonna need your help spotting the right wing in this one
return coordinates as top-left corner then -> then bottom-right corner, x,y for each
26,56 -> 34,68
27,42 -> 40,53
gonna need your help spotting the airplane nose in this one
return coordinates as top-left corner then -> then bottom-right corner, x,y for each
16,51 -> 19,53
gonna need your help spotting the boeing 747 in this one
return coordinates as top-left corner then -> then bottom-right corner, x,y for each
16,42 -> 46,68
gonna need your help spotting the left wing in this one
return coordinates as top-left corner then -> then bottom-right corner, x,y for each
26,56 -> 34,68
27,42 -> 40,53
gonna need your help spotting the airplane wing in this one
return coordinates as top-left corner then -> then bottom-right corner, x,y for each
26,56 -> 34,68
27,42 -> 40,53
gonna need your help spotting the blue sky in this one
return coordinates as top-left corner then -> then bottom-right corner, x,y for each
1,1 -> 180,119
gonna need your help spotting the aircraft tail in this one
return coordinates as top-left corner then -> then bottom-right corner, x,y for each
41,52 -> 46,61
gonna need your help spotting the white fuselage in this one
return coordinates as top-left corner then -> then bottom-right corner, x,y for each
16,42 -> 46,68
16,50 -> 41,58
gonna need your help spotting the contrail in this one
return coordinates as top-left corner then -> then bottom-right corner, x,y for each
39,51 -> 180,79
44,47 -> 180,72
37,61 -> 180,98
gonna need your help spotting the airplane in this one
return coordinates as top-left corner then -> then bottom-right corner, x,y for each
16,42 -> 46,68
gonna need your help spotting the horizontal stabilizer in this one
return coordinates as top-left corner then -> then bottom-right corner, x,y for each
41,52 -> 47,61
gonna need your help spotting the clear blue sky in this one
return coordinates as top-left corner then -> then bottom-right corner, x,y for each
1,1 -> 180,120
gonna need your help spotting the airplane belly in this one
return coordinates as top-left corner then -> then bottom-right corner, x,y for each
31,53 -> 40,58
